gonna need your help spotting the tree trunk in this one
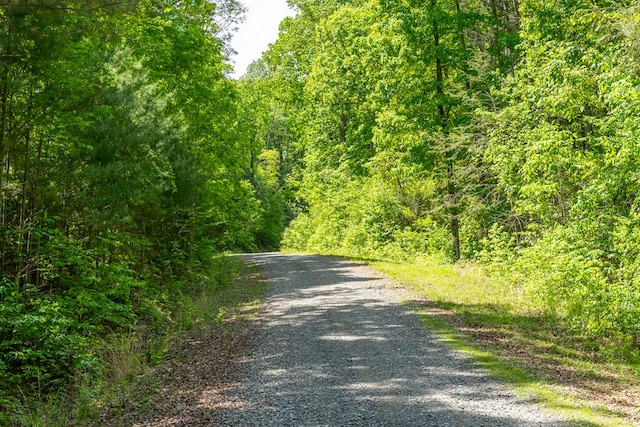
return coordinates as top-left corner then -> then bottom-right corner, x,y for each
448,161 -> 461,261
20,87 -> 33,283
0,78 -> 8,275
0,22 -> 12,275
432,0 -> 461,261
456,0 -> 470,91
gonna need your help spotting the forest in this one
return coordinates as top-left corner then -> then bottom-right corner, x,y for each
1,0 -> 640,423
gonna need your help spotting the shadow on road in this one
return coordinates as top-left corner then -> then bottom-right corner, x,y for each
139,253 -> 593,426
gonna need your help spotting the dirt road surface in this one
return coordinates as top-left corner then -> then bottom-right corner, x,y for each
219,253 -> 569,426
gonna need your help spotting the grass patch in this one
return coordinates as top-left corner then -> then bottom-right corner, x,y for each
370,256 -> 639,427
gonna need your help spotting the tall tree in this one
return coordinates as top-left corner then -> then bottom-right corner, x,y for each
0,0 -> 265,410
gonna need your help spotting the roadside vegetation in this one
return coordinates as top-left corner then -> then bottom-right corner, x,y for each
92,258 -> 267,427
371,256 -> 640,426
2,256 -> 267,426
0,1 -> 279,424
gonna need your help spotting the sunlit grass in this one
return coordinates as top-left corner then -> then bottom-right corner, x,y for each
374,256 -> 513,307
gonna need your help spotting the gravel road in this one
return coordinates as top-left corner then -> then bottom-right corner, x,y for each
221,253 -> 570,426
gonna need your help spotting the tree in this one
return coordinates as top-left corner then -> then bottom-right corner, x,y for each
0,0 -> 267,412
483,0 -> 640,342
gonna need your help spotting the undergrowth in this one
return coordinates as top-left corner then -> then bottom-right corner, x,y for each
1,255 -> 258,427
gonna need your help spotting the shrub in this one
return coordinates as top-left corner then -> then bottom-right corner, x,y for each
506,223 -> 640,349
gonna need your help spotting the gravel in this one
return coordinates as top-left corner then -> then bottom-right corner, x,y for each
220,253 -> 571,427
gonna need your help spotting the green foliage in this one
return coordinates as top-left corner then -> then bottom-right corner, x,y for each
0,0 -> 283,422
282,173 -> 449,260
235,63 -> 304,250
477,0 -> 640,353
268,0 -> 640,363
0,228 -> 145,405
0,282 -> 92,392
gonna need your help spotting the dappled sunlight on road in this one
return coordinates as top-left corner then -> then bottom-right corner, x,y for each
217,253 -> 576,426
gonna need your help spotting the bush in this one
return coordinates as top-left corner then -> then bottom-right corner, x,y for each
0,282 -> 94,395
505,223 -> 640,350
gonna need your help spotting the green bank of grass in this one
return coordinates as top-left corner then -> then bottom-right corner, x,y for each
369,256 -> 639,427
13,255 -> 267,427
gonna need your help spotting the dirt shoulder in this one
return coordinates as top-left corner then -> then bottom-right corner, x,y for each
95,263 -> 266,427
